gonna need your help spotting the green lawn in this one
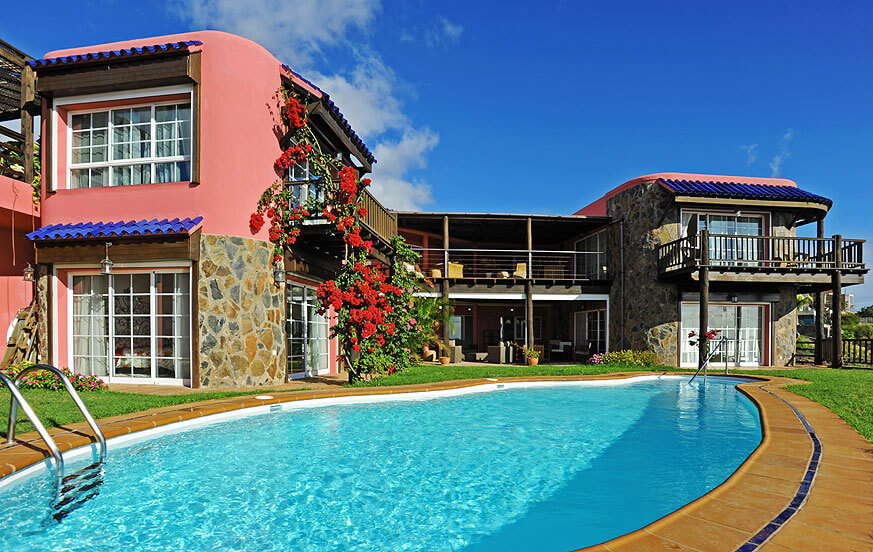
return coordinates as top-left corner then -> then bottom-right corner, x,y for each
4,365 -> 871,445
351,363 -> 873,443
0,388 -> 310,439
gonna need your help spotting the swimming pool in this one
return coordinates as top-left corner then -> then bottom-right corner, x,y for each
0,375 -> 761,551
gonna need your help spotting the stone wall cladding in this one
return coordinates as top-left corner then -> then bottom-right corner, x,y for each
36,264 -> 50,363
773,285 -> 798,366
606,181 -> 681,366
198,234 -> 286,387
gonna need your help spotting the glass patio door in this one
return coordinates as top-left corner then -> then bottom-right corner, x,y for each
681,304 -> 764,367
287,284 -> 329,378
683,213 -> 765,266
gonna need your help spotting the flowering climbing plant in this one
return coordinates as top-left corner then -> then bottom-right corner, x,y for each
253,90 -> 431,380
688,329 -> 721,347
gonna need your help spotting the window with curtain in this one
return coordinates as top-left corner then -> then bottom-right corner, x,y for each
71,272 -> 191,380
69,102 -> 191,188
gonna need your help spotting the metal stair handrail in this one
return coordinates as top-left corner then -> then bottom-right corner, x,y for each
689,335 -> 727,384
5,364 -> 106,462
0,371 -> 65,475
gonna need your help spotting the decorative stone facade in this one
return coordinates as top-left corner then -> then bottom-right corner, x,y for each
605,180 -> 799,367
606,181 -> 681,365
197,234 -> 286,387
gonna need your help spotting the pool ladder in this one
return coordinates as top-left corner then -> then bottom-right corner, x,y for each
2,364 -> 108,522
689,335 -> 727,384
2,364 -> 107,476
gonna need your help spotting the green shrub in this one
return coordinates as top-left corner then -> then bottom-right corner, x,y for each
597,350 -> 659,367
2,364 -> 107,392
855,324 -> 873,339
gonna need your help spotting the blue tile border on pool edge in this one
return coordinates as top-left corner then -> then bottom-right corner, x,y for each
734,384 -> 822,552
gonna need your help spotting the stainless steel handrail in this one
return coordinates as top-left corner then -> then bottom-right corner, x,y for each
689,335 -> 727,384
0,371 -> 65,474
6,364 -> 106,462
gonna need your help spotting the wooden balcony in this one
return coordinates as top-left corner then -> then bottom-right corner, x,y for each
284,181 -> 397,273
416,248 -> 608,283
657,233 -> 867,286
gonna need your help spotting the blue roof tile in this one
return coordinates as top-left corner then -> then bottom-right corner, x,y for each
27,217 -> 203,241
27,41 -> 202,68
659,178 -> 832,208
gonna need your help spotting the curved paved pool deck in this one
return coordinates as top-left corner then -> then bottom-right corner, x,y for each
1,373 -> 871,551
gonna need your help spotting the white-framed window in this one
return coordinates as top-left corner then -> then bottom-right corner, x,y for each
287,140 -> 324,206
70,270 -> 191,382
287,283 -> 329,377
68,102 -> 191,188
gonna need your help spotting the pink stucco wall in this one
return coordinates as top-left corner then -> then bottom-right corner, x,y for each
39,30 -> 319,241
0,175 -> 37,338
574,172 -> 799,216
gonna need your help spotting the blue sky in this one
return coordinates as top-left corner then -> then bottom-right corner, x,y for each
6,0 -> 872,305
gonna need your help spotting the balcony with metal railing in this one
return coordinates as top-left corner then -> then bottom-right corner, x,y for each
415,247 -> 608,282
657,232 -> 867,285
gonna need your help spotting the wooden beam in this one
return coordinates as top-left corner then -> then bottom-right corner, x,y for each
673,196 -> 830,213
20,63 -> 34,186
815,217 -> 825,364
309,103 -> 373,173
526,217 -> 534,348
36,54 -> 195,97
442,215 -> 451,359
35,235 -> 195,264
831,234 -> 842,369
190,259 -> 201,388
189,51 -> 202,185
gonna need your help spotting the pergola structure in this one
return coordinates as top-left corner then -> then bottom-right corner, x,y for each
0,38 -> 38,184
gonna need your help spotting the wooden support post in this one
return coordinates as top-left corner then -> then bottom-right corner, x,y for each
814,217 -> 825,365
831,234 -> 843,369
698,230 -> 710,369
442,216 -> 451,360
525,217 -> 534,350
20,63 -> 35,186
525,281 -> 534,351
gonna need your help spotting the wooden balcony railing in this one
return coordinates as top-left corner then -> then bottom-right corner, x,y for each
286,180 -> 397,244
657,234 -> 866,274
415,248 -> 608,281
0,126 -> 28,181
358,187 -> 397,242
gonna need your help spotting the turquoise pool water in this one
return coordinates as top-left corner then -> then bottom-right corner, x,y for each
0,376 -> 761,551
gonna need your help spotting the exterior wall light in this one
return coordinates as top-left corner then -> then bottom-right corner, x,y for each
730,294 -> 739,303
22,262 -> 35,282
100,242 -> 113,275
273,263 -> 286,284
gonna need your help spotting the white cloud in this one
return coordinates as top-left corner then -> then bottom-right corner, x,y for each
178,0 -> 381,68
427,16 -> 464,46
369,128 -> 439,210
769,128 -> 796,177
740,143 -> 758,167
177,0 -> 437,210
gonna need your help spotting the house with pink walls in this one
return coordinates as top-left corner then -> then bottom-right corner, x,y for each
8,31 -> 869,386
22,30 -> 393,387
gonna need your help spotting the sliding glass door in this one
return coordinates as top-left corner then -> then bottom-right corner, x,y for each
680,303 -> 765,367
682,212 -> 765,266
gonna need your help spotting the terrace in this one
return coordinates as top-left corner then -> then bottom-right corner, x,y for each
398,212 -> 610,288
657,232 -> 867,286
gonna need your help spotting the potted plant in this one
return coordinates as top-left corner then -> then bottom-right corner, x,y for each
519,345 -> 540,366
438,355 -> 451,366
410,295 -> 454,364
